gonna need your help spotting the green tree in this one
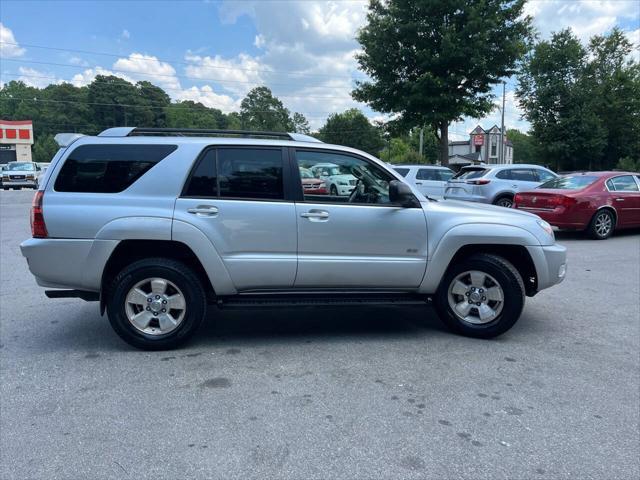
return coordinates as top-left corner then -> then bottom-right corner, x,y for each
240,86 -> 293,131
506,129 -> 542,165
318,108 -> 384,155
616,156 -> 640,172
292,112 -> 310,134
353,0 -> 533,166
165,101 -> 228,129
32,134 -> 59,163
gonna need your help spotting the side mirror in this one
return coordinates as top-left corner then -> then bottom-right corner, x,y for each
389,180 -> 418,207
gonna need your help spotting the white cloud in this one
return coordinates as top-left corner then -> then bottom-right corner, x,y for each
70,66 -> 134,87
121,29 -> 130,40
17,67 -> 63,88
68,56 -> 89,67
0,23 -> 25,58
177,85 -> 239,113
184,52 -> 265,96
525,0 -> 640,42
113,53 -> 181,91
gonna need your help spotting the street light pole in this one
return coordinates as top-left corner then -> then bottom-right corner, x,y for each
499,81 -> 506,164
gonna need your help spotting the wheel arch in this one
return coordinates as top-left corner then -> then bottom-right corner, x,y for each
593,205 -> 618,227
100,239 -> 216,314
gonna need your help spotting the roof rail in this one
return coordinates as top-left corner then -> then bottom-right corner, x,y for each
97,127 -> 322,143
54,133 -> 85,147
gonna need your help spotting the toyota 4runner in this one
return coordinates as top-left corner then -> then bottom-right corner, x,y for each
21,128 -> 567,350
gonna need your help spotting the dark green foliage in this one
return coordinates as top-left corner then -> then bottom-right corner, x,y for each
318,109 -> 384,155
517,28 -> 639,171
353,0 -> 533,165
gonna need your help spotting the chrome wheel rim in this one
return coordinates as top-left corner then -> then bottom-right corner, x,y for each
124,277 -> 186,335
595,213 -> 612,237
447,270 -> 505,325
497,198 -> 513,208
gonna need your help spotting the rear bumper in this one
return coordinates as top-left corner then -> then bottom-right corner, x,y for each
2,179 -> 37,188
20,237 -> 118,291
443,193 -> 487,203
517,207 -> 587,230
526,244 -> 567,291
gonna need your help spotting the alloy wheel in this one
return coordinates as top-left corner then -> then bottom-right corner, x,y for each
447,270 -> 505,325
124,277 -> 186,335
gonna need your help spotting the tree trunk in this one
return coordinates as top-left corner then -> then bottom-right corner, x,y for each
439,122 -> 449,166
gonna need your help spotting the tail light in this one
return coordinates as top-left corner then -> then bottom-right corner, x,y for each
30,190 -> 48,238
466,179 -> 491,185
513,193 -> 522,207
547,195 -> 576,208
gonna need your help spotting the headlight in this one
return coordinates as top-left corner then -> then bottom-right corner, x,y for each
337,181 -> 348,186
537,219 -> 554,239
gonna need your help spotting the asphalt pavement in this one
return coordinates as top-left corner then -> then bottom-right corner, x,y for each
1,189 -> 639,480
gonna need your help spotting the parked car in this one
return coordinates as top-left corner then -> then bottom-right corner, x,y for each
299,167 -> 328,195
21,127 -> 566,350
444,164 -> 558,207
513,171 -> 640,239
310,162 -> 357,196
392,165 -> 454,198
1,161 -> 42,190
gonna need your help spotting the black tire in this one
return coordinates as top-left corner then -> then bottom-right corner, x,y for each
587,209 -> 615,240
330,184 -> 338,196
493,195 -> 514,208
106,257 -> 207,350
434,253 -> 525,339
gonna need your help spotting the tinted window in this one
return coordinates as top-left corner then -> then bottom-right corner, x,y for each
296,150 -> 395,205
539,176 -> 598,190
495,169 -> 512,180
218,148 -> 283,200
509,169 -> 536,182
535,169 -> 556,182
55,144 -> 176,193
453,168 -> 487,180
607,175 -> 639,192
439,169 -> 454,181
393,167 -> 410,177
183,150 -> 217,197
416,169 -> 440,180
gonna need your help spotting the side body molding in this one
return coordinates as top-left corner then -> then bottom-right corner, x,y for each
172,219 -> 237,296
419,223 -> 540,293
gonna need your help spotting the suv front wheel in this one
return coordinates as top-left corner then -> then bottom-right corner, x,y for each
106,258 -> 207,350
434,254 -> 525,338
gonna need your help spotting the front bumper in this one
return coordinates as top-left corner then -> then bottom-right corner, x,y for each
336,185 -> 355,196
2,179 -> 37,188
526,243 -> 567,291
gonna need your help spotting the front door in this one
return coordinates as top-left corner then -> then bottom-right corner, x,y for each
174,146 -> 297,290
293,149 -> 428,289
607,175 -> 640,226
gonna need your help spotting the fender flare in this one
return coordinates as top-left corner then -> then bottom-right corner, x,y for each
419,223 -> 539,293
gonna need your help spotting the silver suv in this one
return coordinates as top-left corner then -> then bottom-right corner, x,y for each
21,128 -> 567,350
445,164 -> 558,207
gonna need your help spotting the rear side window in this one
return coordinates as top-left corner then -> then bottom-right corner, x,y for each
607,175 -> 639,192
55,144 -> 176,193
535,169 -> 556,182
509,169 -> 536,181
453,168 -> 487,180
183,148 -> 284,200
416,169 -> 439,180
393,167 -> 410,177
540,175 -> 598,190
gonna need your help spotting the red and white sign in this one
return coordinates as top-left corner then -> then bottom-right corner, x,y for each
0,119 -> 33,145
473,134 -> 484,146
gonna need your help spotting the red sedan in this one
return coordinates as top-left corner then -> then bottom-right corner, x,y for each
513,171 -> 640,239
300,169 -> 328,195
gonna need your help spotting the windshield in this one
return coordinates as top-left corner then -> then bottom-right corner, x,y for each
393,168 -> 410,177
299,169 -> 314,179
5,162 -> 35,171
452,168 -> 487,180
539,175 -> 598,190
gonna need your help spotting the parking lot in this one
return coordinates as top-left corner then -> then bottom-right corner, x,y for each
0,189 -> 638,479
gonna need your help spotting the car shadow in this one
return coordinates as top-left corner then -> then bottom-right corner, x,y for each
36,303 -> 449,353
555,227 -> 640,241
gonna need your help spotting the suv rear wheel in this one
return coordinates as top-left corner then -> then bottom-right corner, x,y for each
434,254 -> 525,338
493,195 -> 514,208
106,257 -> 207,350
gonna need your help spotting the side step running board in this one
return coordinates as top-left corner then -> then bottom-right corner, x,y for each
45,290 -> 99,302
216,293 -> 431,309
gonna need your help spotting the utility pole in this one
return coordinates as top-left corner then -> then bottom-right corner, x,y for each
419,127 -> 424,162
499,81 -> 506,164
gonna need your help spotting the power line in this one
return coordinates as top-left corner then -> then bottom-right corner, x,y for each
0,71 -> 360,101
0,41 -> 367,81
1,58 -> 360,91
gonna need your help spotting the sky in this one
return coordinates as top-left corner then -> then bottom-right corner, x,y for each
1,0 -> 639,139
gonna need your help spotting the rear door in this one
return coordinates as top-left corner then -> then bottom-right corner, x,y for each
508,168 -> 540,192
174,146 -> 298,290
415,168 -> 445,197
445,167 -> 488,197
606,175 -> 640,226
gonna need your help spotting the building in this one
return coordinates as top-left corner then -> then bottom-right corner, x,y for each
0,120 -> 34,165
448,125 -> 513,167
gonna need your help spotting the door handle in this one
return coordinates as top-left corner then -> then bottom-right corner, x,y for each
187,205 -> 219,217
300,210 -> 329,221
615,198 -> 625,202
415,182 -> 423,185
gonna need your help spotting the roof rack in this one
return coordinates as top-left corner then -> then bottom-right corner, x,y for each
98,127 -> 322,143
